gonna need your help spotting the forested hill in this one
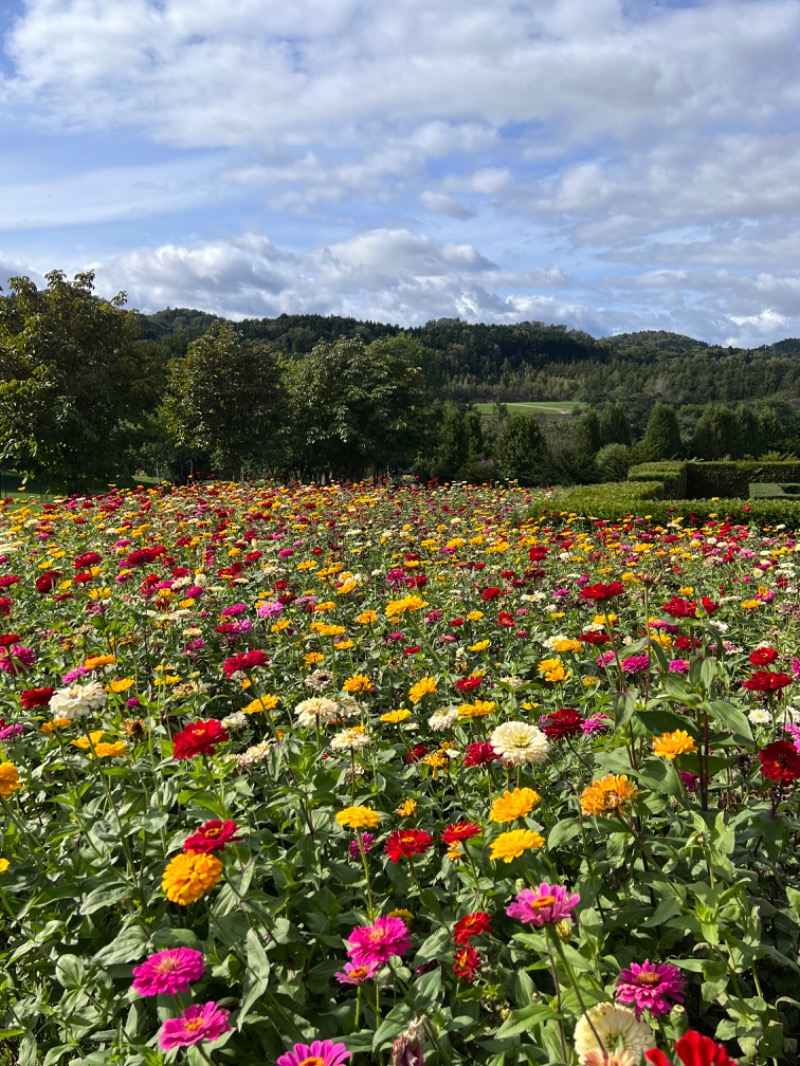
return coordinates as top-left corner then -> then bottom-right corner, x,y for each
139,310 -> 800,412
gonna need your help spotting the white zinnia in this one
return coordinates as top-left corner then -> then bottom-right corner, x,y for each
50,681 -> 107,721
330,728 -> 371,752
428,706 -> 460,732
489,721 -> 549,767
294,696 -> 339,728
573,1003 -> 654,1065
748,708 -> 772,725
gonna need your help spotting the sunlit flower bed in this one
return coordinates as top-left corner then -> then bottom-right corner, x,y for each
1,480 -> 799,1066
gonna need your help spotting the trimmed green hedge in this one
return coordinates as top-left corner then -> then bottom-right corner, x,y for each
628,461 -> 687,497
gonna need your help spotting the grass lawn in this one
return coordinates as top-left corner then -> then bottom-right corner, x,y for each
474,400 -> 587,419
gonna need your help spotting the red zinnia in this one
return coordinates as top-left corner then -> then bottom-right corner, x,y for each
661,596 -> 698,619
453,911 -> 492,945
385,829 -> 434,863
35,570 -> 62,593
540,707 -> 584,739
463,741 -> 501,766
0,633 -> 21,648
20,686 -> 55,709
579,630 -> 611,645
580,580 -> 625,602
222,649 -> 269,678
172,719 -> 230,760
452,945 -> 482,982
404,743 -> 429,764
749,647 -> 778,667
455,675 -> 482,693
481,586 -> 502,601
74,552 -> 102,569
758,740 -> 800,783
701,597 -> 719,616
441,822 -> 481,845
645,1029 -> 738,1066
742,671 -> 792,693
183,819 -> 242,854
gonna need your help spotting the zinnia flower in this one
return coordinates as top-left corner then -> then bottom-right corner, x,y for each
489,721 -> 549,767
452,945 -> 482,981
581,774 -> 638,816
162,852 -> 223,905
490,787 -> 541,823
506,882 -> 580,926
441,821 -> 481,844
336,806 -> 382,830
580,581 -> 625,602
0,762 -> 21,798
758,739 -> 800,782
652,731 -> 697,759
346,915 -> 412,967
277,1039 -> 351,1066
295,696 -> 339,727
463,741 -> 500,766
132,948 -> 205,996
183,819 -> 242,854
20,686 -> 54,709
743,670 -> 792,693
661,596 -> 697,619
540,707 -> 584,739
616,960 -> 686,1018
222,648 -> 269,678
489,828 -> 545,863
645,1030 -> 738,1066
335,960 -> 381,984
49,681 -> 107,721
172,719 -> 229,760
158,1001 -> 231,1050
453,911 -> 492,944
385,829 -> 433,862
408,676 -> 438,703
573,1003 -> 655,1064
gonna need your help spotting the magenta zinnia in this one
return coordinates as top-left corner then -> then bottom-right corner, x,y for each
277,1039 -> 351,1066
131,948 -> 205,997
616,959 -> 686,1018
346,915 -> 412,967
158,1001 -> 231,1050
506,882 -> 580,927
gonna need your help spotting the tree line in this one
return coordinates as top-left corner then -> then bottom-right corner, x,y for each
1,272 -> 799,491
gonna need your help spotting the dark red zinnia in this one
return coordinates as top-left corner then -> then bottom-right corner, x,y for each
743,671 -> 793,693
385,829 -> 434,863
540,707 -> 584,739
20,686 -> 55,709
759,740 -> 800,783
172,719 -> 230,760
455,675 -> 482,692
463,741 -> 501,766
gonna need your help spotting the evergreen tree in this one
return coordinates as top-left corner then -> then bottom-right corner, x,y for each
641,404 -> 683,460
493,413 -> 550,486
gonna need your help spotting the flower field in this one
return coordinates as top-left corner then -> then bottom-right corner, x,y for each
1,480 -> 799,1066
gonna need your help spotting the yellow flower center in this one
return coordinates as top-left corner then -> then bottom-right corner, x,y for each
530,895 -> 556,908
637,972 -> 661,985
297,1057 -> 324,1066
182,1017 -> 205,1032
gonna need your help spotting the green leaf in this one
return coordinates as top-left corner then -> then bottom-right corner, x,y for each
238,927 -> 270,1027
54,955 -> 84,990
706,699 -> 753,742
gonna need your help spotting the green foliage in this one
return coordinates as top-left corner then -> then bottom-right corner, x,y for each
165,322 -> 285,478
641,404 -> 683,461
0,271 -> 144,489
628,462 -> 688,497
493,411 -> 550,485
595,443 -> 633,482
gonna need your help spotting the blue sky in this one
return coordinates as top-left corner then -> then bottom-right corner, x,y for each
1,0 -> 799,346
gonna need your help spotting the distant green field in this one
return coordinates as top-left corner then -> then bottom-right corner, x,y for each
474,401 -> 587,419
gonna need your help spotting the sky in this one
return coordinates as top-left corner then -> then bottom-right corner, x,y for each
1,0 -> 799,346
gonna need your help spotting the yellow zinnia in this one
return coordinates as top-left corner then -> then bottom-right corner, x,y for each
71,731 -> 105,750
90,741 -> 128,759
343,674 -> 372,694
489,829 -> 545,863
653,730 -> 697,759
0,762 -> 18,798
0,857 -> 9,874
490,787 -> 541,823
162,852 -> 223,905
581,774 -> 638,816
409,677 -> 438,703
335,805 -> 382,830
396,798 -> 417,817
380,709 -> 411,724
458,700 -> 496,718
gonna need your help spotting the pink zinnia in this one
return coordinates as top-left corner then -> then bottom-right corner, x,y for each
132,948 -> 205,996
158,1001 -> 231,1050
277,1039 -> 350,1066
334,960 -> 382,984
0,644 -> 35,675
506,883 -> 580,927
346,915 -> 412,967
183,819 -> 241,854
616,959 -> 686,1018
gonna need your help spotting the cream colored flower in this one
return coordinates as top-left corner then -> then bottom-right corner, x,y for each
50,681 -> 107,721
489,721 -> 549,767
573,1004 -> 654,1065
428,706 -> 460,732
294,696 -> 339,728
